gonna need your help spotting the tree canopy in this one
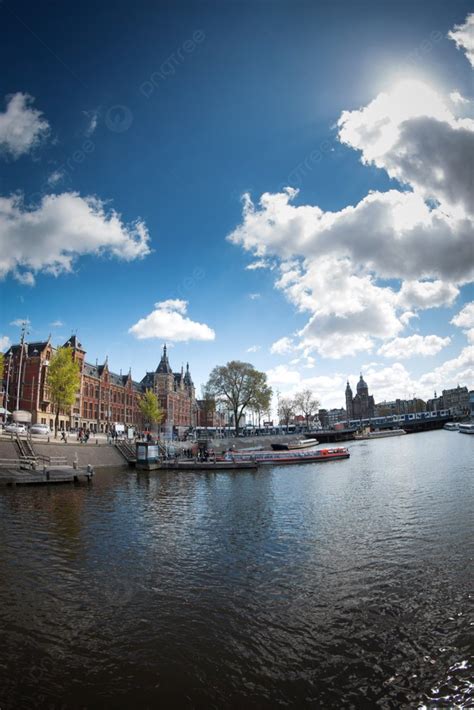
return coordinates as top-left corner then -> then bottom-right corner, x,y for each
48,347 -> 81,435
138,389 -> 164,432
205,360 -> 272,435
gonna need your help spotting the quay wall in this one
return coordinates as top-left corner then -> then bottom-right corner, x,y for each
0,438 -> 126,469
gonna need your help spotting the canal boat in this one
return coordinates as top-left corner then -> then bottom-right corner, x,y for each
271,438 -> 319,451
354,428 -> 406,440
225,446 -> 350,466
443,422 -> 460,431
458,423 -> 474,435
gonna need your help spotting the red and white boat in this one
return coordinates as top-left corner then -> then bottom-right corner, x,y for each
224,446 -> 350,466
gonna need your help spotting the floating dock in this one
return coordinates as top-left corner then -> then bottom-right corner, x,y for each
0,465 -> 94,486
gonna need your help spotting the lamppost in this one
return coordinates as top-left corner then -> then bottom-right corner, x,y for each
15,321 -> 29,411
5,351 -> 13,417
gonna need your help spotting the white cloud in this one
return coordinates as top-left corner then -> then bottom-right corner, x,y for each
50,320 -> 63,327
228,72 -> 474,359
10,318 -> 30,327
451,301 -> 474,329
155,299 -> 188,314
246,345 -> 261,353
266,364 -> 301,386
378,334 -> 451,359
418,346 -> 474,393
397,280 -> 459,310
337,79 -> 474,217
129,300 -> 215,342
399,311 -> 419,326
448,12 -> 474,68
450,90 -> 470,105
270,336 -> 295,355
0,335 -> 11,351
0,93 -> 50,159
245,259 -> 272,270
83,109 -> 99,137
248,293 -> 261,300
0,192 -> 151,285
47,170 -> 64,186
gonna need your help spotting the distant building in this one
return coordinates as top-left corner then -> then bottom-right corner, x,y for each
426,386 -> 469,416
469,390 -> 474,418
140,345 -> 196,433
375,398 -> 426,416
441,386 -> 469,415
345,375 -> 375,421
196,400 -> 226,429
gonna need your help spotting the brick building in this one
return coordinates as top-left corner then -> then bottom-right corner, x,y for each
3,338 -> 197,433
3,335 -> 143,432
140,345 -> 197,433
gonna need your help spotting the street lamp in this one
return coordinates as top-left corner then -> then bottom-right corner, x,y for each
5,351 -> 13,417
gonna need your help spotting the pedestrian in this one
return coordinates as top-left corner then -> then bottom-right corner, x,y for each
61,431 -> 67,443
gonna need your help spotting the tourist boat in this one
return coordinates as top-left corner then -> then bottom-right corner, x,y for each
271,438 -> 319,451
443,422 -> 460,431
354,428 -> 406,440
225,446 -> 350,466
458,423 -> 474,435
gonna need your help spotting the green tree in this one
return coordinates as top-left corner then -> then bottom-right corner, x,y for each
138,389 -> 164,435
294,389 -> 320,430
205,361 -> 272,436
48,347 -> 81,437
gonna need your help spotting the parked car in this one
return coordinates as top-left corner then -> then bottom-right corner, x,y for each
5,423 -> 27,434
30,424 -> 51,436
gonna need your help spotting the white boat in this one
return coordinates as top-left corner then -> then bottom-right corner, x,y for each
225,447 -> 350,465
271,438 -> 319,451
354,428 -> 406,440
444,422 -> 460,431
458,423 -> 474,435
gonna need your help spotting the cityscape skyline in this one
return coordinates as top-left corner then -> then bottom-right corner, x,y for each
1,0 -> 473,411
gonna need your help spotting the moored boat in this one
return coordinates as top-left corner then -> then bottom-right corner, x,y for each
458,423 -> 474,435
271,438 -> 319,451
444,422 -> 460,431
354,428 -> 406,440
225,446 -> 350,465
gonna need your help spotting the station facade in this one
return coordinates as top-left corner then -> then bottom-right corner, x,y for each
3,337 -> 197,433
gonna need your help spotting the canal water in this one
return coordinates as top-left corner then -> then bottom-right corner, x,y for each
0,430 -> 472,709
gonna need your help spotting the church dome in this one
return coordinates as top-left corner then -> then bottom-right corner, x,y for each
357,374 -> 368,393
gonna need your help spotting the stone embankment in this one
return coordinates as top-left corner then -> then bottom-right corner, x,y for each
0,436 -> 126,469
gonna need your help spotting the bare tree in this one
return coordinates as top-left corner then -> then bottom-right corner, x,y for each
278,396 -> 295,428
294,389 -> 320,430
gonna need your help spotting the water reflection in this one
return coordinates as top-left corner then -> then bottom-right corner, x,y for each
0,430 -> 472,708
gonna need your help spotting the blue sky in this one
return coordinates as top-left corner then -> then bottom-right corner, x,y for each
1,0 -> 473,409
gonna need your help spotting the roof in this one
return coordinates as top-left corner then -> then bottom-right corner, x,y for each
6,341 -> 49,357
156,344 -> 172,374
63,335 -> 85,351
